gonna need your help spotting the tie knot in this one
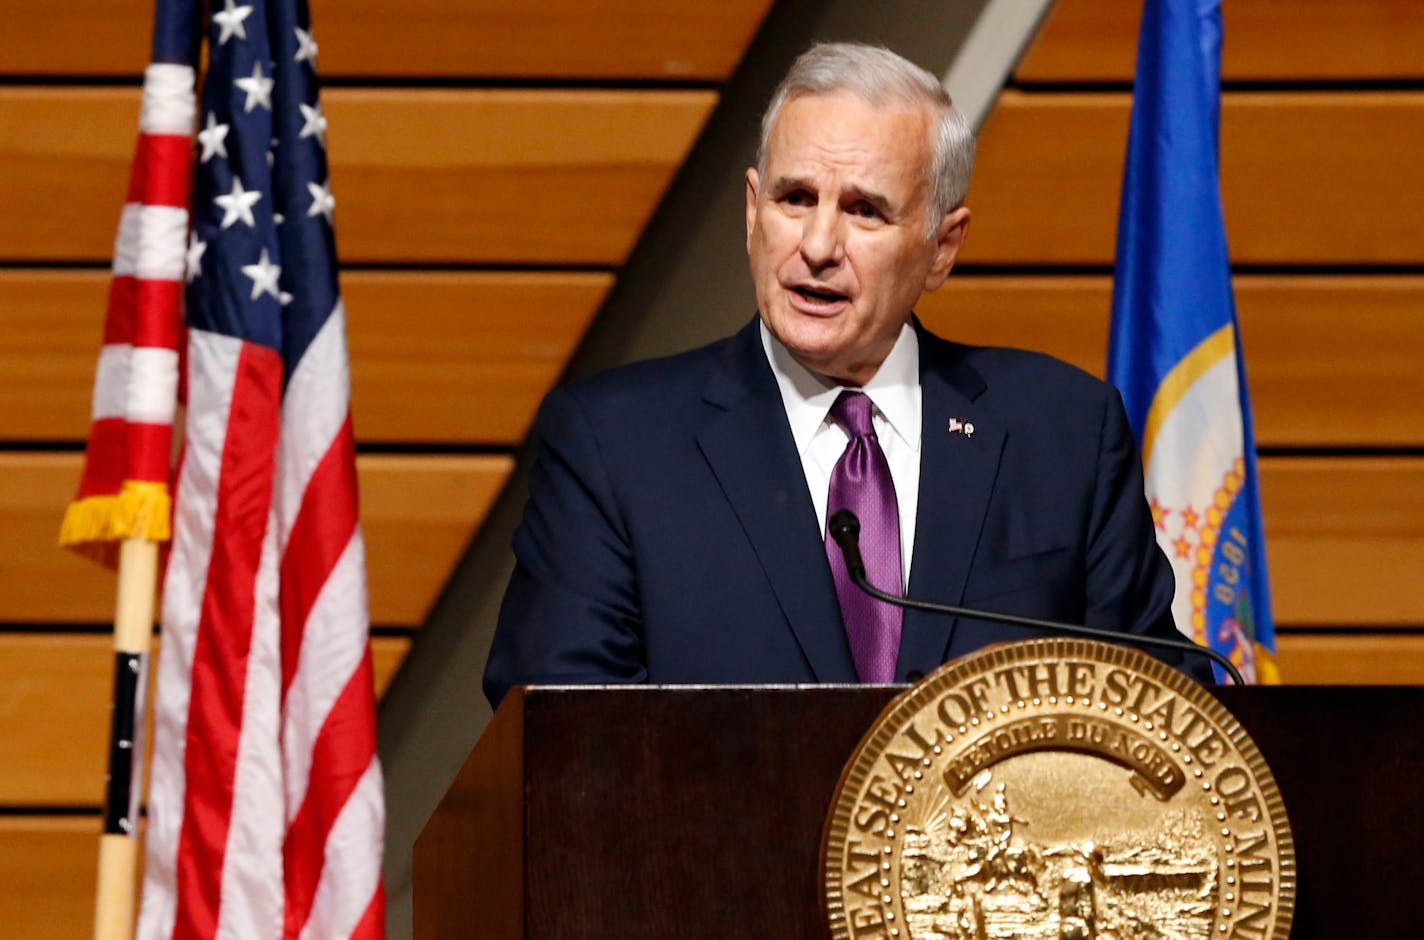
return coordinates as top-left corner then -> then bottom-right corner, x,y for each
830,390 -> 877,438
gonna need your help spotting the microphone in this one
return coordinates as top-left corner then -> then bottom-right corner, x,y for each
827,509 -> 1244,686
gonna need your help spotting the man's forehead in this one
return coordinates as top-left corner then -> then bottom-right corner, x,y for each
766,91 -> 931,150
761,92 -> 933,188
777,87 -> 933,123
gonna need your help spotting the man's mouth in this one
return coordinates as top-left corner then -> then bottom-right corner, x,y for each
790,284 -> 849,305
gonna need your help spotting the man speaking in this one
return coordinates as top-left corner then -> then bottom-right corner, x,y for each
484,43 -> 1202,707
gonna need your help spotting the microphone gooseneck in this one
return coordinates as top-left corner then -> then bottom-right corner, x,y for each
829,509 -> 1245,687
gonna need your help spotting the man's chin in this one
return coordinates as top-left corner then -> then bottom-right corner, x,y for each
777,335 -> 857,383
767,303 -> 848,337
767,319 -> 842,360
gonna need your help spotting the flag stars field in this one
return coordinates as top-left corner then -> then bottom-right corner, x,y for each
185,233 -> 206,282
215,177 -> 262,229
198,113 -> 229,163
298,102 -> 327,148
294,26 -> 318,65
235,61 -> 274,112
240,248 -> 282,302
307,181 -> 335,223
212,0 -> 254,45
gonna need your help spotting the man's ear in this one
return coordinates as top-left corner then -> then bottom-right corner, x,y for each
924,206 -> 971,292
744,168 -> 760,252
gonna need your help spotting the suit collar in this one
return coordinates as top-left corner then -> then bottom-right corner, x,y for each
896,323 -> 1006,679
697,319 -> 858,682
758,320 -> 923,458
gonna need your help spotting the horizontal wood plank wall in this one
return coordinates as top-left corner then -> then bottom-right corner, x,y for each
0,633 -> 409,807
1,817 -> 106,940
0,269 -> 611,444
0,4 -> 769,928
962,91 -> 1424,266
0,453 -> 510,626
0,88 -> 717,264
0,628 -> 407,935
1275,634 -> 1424,685
0,0 -> 771,79
975,4 -> 1424,684
1259,457 -> 1424,627
919,275 -> 1424,447
11,445 -> 1415,631
1018,0 -> 1424,82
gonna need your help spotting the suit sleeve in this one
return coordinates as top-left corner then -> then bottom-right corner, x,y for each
1084,387 -> 1216,684
483,386 -> 647,708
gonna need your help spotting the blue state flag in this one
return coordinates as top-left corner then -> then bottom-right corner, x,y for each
1107,0 -> 1278,683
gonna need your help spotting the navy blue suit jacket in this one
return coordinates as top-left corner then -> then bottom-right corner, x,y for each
485,318 -> 1205,706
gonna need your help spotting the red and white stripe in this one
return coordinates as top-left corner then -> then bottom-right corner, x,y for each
139,328 -> 253,940
276,304 -> 385,939
138,301 -> 384,939
65,63 -> 192,546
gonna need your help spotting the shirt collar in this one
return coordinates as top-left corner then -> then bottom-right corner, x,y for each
760,320 -> 922,456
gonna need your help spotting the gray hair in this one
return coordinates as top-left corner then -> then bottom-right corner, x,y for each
756,42 -> 976,234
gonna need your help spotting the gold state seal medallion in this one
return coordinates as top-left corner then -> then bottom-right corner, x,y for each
823,639 -> 1294,940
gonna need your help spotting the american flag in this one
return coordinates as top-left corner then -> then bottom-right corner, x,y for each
114,0 -> 387,936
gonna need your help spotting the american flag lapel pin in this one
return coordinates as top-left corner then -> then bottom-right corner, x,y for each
948,417 -> 975,438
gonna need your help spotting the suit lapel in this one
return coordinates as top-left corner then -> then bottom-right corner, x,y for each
897,330 -> 1006,679
696,322 -> 857,682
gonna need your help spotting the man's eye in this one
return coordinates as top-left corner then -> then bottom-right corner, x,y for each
782,190 -> 813,207
851,203 -> 881,220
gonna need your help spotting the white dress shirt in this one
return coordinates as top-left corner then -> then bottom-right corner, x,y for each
760,321 -> 921,588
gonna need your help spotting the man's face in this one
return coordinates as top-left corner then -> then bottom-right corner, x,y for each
746,90 -> 969,385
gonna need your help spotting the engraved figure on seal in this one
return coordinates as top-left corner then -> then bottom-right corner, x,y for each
901,779 -> 1218,940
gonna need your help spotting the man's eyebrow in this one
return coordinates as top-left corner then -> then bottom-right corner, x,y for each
765,178 -> 894,216
767,176 -> 811,196
842,186 -> 893,217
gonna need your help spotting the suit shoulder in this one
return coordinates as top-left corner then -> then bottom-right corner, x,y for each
959,344 -> 1118,406
963,344 -> 1104,389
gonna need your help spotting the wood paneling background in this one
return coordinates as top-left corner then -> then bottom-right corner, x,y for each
1,0 -> 771,79
1,88 -> 716,263
960,91 -> 1424,266
1016,0 -> 1424,82
0,1 -> 771,932
0,452 -> 509,624
920,275 -> 1424,447
4,0 -> 1422,931
0,269 -> 611,443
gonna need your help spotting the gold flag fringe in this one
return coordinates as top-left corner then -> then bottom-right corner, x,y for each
60,481 -> 173,567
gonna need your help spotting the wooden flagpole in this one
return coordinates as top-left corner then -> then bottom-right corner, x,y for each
93,537 -> 160,940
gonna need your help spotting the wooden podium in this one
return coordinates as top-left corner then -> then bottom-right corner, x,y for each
416,685 -> 1423,938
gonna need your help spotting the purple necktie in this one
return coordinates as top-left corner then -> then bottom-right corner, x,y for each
824,391 -> 903,683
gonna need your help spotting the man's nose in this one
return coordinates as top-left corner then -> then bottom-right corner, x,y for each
799,207 -> 844,270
